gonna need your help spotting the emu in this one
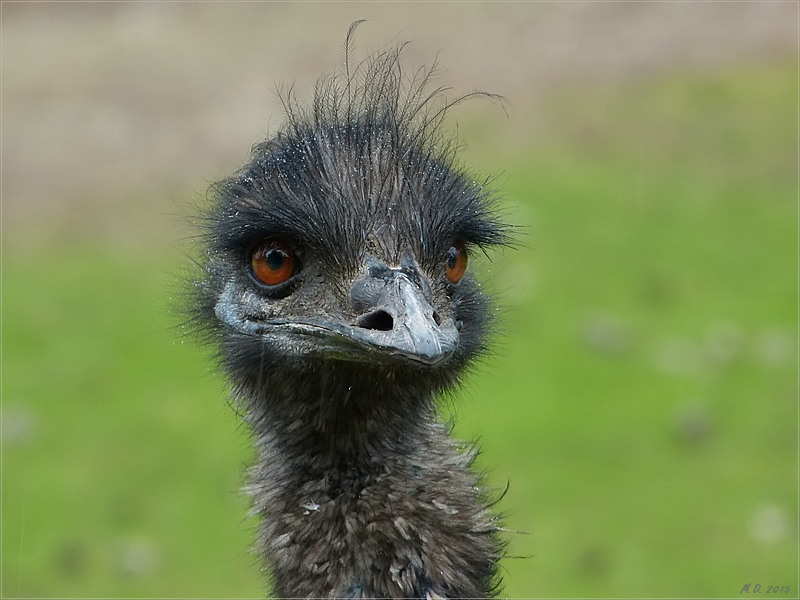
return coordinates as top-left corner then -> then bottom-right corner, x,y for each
190,26 -> 511,599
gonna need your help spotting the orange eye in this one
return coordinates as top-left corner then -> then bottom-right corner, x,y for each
445,241 -> 468,284
251,238 -> 295,286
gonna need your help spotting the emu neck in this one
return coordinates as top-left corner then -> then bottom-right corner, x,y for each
242,369 -> 500,598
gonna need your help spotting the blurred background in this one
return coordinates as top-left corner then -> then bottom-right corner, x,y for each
2,3 -> 797,598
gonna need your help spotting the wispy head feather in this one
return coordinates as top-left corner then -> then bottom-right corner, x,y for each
203,23 -> 510,277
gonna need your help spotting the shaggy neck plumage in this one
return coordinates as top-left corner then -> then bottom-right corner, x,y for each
241,364 -> 439,456
237,365 -> 502,598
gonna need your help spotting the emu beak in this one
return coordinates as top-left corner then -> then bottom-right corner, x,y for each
349,268 -> 459,366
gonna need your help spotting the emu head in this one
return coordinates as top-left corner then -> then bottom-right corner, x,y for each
193,43 -> 509,416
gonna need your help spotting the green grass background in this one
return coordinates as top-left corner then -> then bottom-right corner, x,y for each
3,51 -> 798,600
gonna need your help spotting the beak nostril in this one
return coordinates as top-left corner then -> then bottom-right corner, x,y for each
355,309 -> 394,332
432,311 -> 442,326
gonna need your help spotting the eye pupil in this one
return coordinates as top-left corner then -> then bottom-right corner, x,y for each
266,249 -> 286,270
447,247 -> 458,270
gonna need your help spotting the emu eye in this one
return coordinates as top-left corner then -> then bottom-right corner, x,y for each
251,238 -> 296,286
445,241 -> 468,284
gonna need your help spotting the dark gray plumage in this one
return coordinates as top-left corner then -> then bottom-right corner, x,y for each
190,26 -> 511,599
